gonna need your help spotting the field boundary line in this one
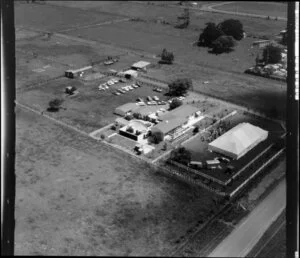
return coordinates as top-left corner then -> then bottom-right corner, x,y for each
57,18 -> 131,33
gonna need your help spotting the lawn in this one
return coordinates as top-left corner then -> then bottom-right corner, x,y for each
15,106 -> 218,256
17,77 -> 170,133
213,1 -> 287,18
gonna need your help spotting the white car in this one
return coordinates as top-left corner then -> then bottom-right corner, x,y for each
132,84 -> 139,88
122,87 -> 130,91
128,86 -> 134,90
153,96 -> 159,101
112,78 -> 119,83
107,81 -> 114,86
137,101 -> 146,106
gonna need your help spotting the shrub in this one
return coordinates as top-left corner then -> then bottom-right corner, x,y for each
100,134 -> 105,140
151,130 -> 164,144
170,98 -> 183,110
168,78 -> 193,96
211,35 -> 236,54
193,126 -> 200,134
198,22 -> 224,47
160,48 -> 174,64
217,19 -> 244,40
48,98 -> 64,112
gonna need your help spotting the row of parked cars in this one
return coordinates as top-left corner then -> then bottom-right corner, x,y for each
135,96 -> 167,106
113,83 -> 141,95
98,78 -> 119,91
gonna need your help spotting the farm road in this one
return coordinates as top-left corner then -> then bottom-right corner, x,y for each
200,2 -> 287,21
208,178 -> 286,257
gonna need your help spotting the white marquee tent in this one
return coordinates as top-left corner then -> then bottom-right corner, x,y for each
208,122 -> 268,160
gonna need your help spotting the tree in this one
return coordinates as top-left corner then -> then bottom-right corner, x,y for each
168,78 -> 193,96
160,48 -> 174,64
175,8 -> 190,29
151,131 -> 164,144
211,35 -> 236,54
262,45 -> 282,64
48,98 -> 64,112
133,112 -> 143,120
170,147 -> 191,165
193,125 -> 199,134
170,98 -> 183,110
198,22 -> 224,47
217,19 -> 244,40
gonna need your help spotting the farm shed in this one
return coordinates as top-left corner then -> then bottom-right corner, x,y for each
131,61 -> 151,71
114,102 -> 139,116
65,66 -> 93,78
119,119 -> 150,142
208,123 -> 268,160
152,105 -> 199,140
123,69 -> 138,79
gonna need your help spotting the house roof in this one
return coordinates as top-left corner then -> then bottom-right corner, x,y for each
124,69 -> 138,76
115,102 -> 139,113
132,61 -> 151,69
134,105 -> 169,117
152,105 -> 199,134
158,105 -> 199,121
208,123 -> 268,157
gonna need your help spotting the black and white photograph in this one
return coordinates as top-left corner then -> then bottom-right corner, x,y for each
1,1 -> 298,257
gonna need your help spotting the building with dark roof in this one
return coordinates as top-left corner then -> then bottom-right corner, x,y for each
151,105 -> 199,140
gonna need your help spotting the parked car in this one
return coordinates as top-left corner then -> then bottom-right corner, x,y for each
128,86 -> 134,90
137,101 -> 146,106
156,88 -> 163,92
147,96 -> 153,101
132,84 -> 139,88
118,89 -> 124,94
113,91 -> 121,95
122,87 -> 130,91
107,81 -> 114,86
136,98 -> 144,102
153,96 -> 159,101
112,78 -> 119,83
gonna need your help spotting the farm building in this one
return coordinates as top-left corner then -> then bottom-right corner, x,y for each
151,105 -> 199,140
114,102 -> 139,116
208,123 -> 268,160
131,61 -> 151,71
65,66 -> 93,78
123,69 -> 139,79
134,105 -> 169,121
252,40 -> 272,48
119,119 -> 152,142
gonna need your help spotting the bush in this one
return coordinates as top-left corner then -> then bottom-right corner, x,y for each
198,22 -> 224,47
211,35 -> 236,54
160,48 -> 174,64
193,126 -> 200,134
100,134 -> 105,140
168,78 -> 193,96
217,19 -> 244,40
48,98 -> 64,112
126,126 -> 134,133
170,98 -> 183,110
151,130 -> 164,144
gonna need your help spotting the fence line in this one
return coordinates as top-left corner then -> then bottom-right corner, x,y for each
229,148 -> 285,198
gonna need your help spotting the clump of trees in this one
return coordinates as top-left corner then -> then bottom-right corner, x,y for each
169,98 -> 183,110
262,44 -> 283,64
170,147 -> 192,165
211,35 -> 236,54
160,48 -> 174,64
47,98 -> 64,112
198,19 -> 244,54
168,78 -> 193,96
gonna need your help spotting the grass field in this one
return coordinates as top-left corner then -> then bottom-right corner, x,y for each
15,107 -> 219,256
213,1 -> 287,18
17,77 -> 170,133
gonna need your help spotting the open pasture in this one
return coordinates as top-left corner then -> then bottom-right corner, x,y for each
15,107 -> 217,256
213,1 -> 287,19
17,77 -> 170,133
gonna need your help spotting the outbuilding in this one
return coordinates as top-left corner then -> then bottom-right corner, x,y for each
131,61 -> 151,71
208,122 -> 268,160
114,102 -> 139,116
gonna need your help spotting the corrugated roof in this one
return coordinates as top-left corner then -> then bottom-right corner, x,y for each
152,105 -> 199,134
158,105 -> 199,121
134,104 -> 169,116
208,123 -> 268,157
132,61 -> 151,68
